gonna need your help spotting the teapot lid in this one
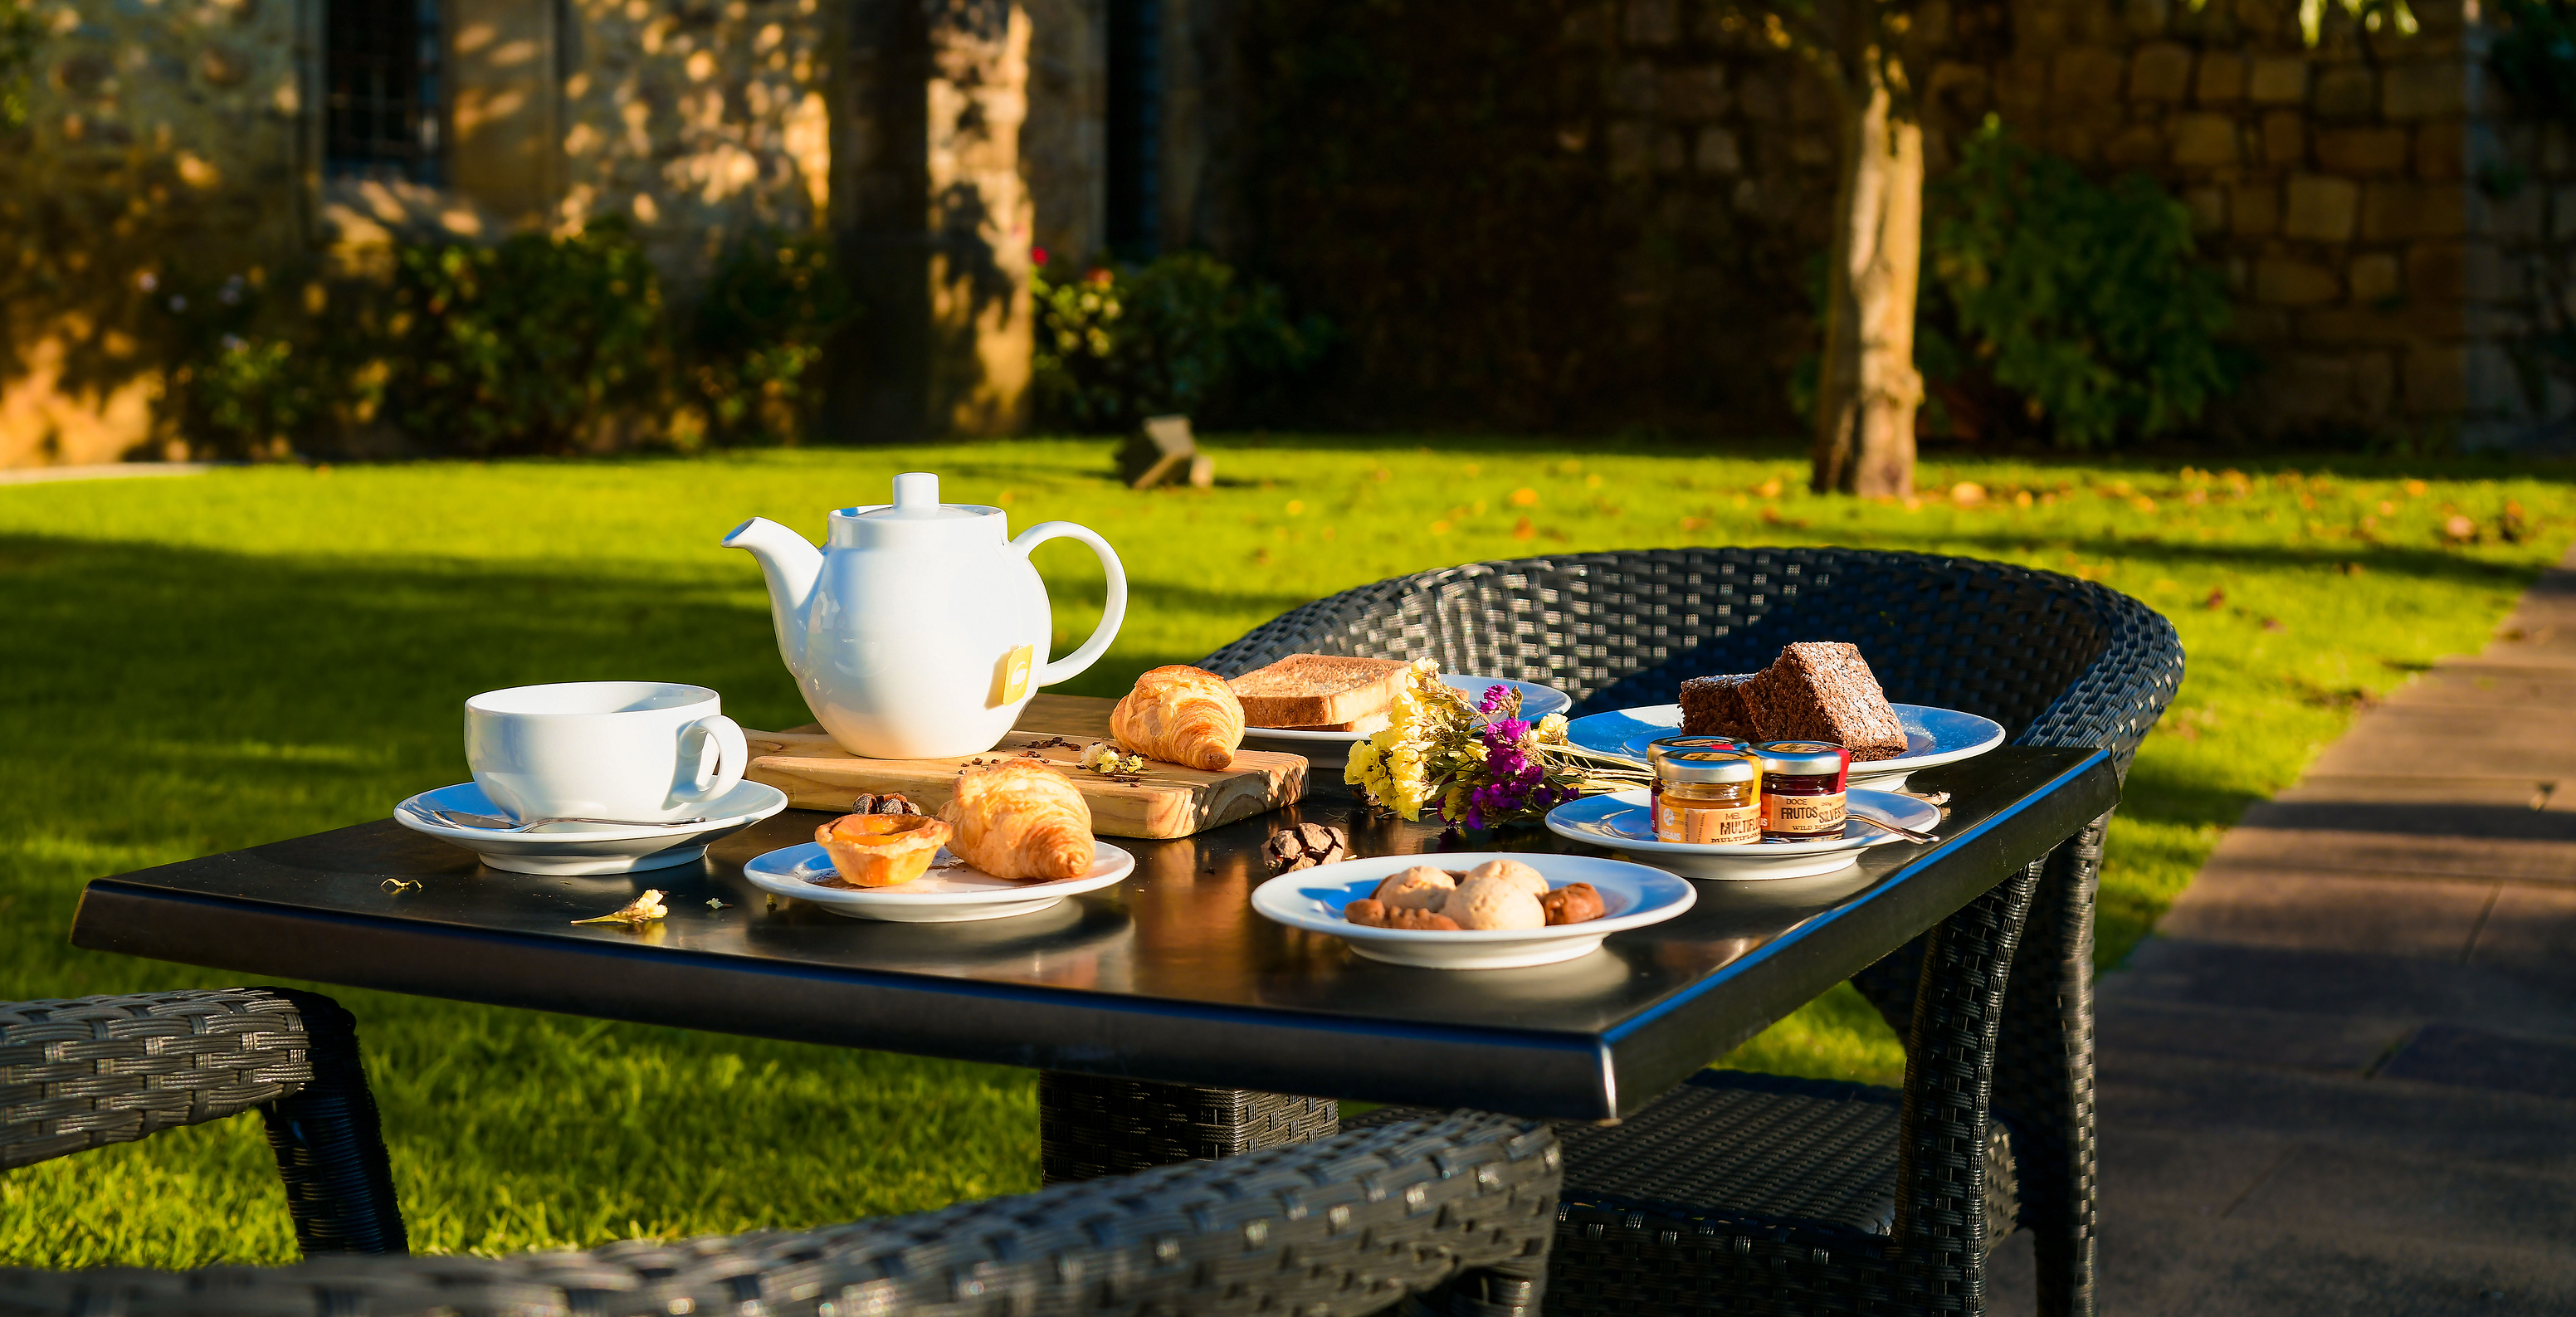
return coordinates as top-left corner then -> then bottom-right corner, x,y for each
851,472 -> 986,522
827,471 -> 1002,547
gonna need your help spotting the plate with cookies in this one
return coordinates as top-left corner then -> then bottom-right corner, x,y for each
1250,852 -> 1695,969
1565,642 -> 2004,791
1230,656 -> 1571,742
739,762 -> 1135,922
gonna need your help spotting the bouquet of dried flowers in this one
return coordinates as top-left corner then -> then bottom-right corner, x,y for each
1344,661 -> 1652,830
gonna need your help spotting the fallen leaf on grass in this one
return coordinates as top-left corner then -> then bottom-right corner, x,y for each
2204,589 -> 2226,611
2261,617 -> 2286,632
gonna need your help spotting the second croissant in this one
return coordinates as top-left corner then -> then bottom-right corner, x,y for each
1110,665 -> 1246,771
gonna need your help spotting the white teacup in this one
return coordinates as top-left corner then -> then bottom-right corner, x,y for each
465,681 -> 749,823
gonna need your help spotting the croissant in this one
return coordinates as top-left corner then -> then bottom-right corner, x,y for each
1110,665 -> 1245,771
940,759 -> 1095,881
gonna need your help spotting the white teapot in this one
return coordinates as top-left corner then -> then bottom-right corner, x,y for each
722,472 -> 1128,759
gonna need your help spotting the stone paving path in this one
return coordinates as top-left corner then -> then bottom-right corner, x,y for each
1986,546 -> 2576,1315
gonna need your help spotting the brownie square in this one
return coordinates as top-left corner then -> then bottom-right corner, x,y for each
1740,641 -> 1910,760
1678,673 -> 1759,739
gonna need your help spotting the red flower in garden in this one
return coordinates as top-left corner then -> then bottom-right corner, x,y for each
1031,246 -> 1048,266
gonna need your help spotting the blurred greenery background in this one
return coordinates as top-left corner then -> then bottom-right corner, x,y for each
3,437 -> 2570,1265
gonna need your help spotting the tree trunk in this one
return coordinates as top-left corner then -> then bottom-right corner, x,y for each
1809,61 -> 1924,498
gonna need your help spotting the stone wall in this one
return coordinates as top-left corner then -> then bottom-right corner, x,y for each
7,0 -> 2566,461
0,0 -> 304,466
1930,0 -> 2538,446
0,0 -> 859,466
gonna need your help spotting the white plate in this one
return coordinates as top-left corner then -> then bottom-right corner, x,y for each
394,781 -> 788,876
741,840 -> 1135,923
1564,702 -> 2005,791
1544,789 -> 1942,879
1246,674 -> 1573,743
1250,851 -> 1695,969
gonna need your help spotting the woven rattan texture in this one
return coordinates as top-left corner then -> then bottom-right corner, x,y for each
1993,819 -> 2107,1317
1193,548 -> 2183,777
2,988 -> 407,1258
1190,548 -> 2171,1315
1039,1072 -> 1340,1185
1,1110 -> 1560,1317
1559,1072 -> 2014,1248
256,991 -> 409,1256
2,988 -> 313,1170
1350,1069 -> 2015,1241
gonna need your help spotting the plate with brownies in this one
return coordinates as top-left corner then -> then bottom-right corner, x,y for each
1251,852 -> 1695,969
1230,655 -> 1570,742
1568,641 -> 2004,790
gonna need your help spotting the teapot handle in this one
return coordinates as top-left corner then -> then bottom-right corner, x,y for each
1010,521 -> 1129,688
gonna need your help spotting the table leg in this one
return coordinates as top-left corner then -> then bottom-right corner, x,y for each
1994,814 -> 2106,1317
1037,1073 -> 1339,1183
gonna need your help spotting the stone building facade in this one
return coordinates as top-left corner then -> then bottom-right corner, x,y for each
0,0 -> 2564,466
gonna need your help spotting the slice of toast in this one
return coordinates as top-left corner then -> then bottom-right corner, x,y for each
1229,656 -> 1413,729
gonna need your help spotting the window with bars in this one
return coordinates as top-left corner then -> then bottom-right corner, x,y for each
325,0 -> 444,185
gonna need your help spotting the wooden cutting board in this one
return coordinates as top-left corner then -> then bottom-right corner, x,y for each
743,695 -> 1307,839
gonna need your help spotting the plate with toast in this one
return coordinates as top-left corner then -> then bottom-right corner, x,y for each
1228,656 -> 1571,742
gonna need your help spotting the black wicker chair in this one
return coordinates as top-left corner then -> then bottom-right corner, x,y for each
2,988 -> 407,1257
1181,548 -> 2183,1317
1,1109 -> 1561,1317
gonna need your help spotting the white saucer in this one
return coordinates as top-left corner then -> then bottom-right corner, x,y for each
741,840 -> 1136,923
1250,851 -> 1694,969
394,781 -> 788,876
1544,788 -> 1942,879
1564,703 -> 2005,791
1247,674 -> 1573,743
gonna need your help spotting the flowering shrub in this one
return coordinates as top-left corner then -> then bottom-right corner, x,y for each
155,222 -> 852,457
688,232 -> 855,447
389,221 -> 667,455
1030,251 -> 1329,431
1344,663 -> 1647,831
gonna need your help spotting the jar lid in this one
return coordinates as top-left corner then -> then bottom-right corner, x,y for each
1647,734 -> 1749,768
1656,749 -> 1759,784
1757,740 -> 1848,774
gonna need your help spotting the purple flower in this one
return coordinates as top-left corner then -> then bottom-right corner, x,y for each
1480,684 -> 1511,713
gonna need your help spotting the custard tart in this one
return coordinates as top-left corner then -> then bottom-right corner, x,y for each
815,812 -> 953,887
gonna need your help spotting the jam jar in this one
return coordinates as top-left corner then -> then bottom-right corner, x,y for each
1755,740 -> 1851,841
1651,749 -> 1763,845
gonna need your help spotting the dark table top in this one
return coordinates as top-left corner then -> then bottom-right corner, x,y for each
70,745 -> 2115,1119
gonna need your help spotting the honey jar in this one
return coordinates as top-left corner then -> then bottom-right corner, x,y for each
1755,740 -> 1851,841
1651,749 -> 1763,845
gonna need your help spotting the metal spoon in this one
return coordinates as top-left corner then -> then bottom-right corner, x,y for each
412,806 -> 710,833
1848,813 -> 1939,844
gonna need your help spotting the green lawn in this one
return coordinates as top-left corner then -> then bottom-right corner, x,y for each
3,437 -> 2570,1266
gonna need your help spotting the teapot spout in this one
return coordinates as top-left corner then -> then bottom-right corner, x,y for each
722,517 -> 823,675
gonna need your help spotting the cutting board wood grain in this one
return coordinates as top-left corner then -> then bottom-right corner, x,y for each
745,695 -> 1305,839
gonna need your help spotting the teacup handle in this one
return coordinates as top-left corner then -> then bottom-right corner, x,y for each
678,714 -> 749,802
1010,521 -> 1129,687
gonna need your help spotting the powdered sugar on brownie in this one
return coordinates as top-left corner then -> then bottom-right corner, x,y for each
1742,641 -> 1910,760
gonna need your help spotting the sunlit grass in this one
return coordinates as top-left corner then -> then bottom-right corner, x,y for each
2,437 -> 2569,1264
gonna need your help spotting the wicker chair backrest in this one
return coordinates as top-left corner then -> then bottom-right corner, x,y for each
1195,548 -> 2183,770
2,1110 -> 1559,1317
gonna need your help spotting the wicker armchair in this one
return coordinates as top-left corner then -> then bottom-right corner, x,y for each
1197,548 -> 2184,1317
2,1109 -> 1561,1317
2,988 -> 407,1256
